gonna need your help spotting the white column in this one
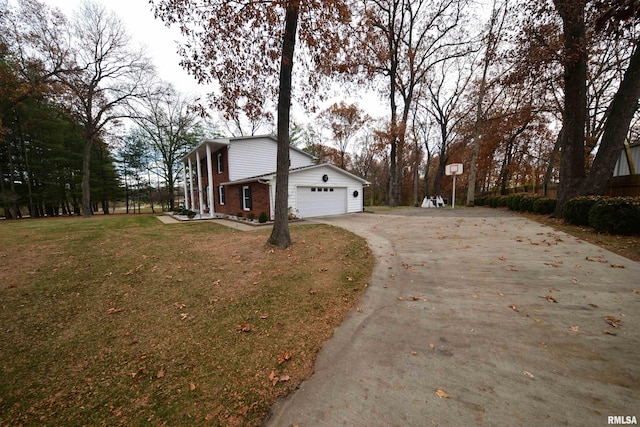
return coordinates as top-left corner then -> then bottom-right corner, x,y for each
206,143 -> 214,214
188,157 -> 195,211
196,152 -> 204,215
182,162 -> 189,209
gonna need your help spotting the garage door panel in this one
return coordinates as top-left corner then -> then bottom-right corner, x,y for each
297,187 -> 346,218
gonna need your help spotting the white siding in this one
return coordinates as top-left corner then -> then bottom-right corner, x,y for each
282,165 -> 365,218
613,145 -> 640,177
227,137 -> 313,181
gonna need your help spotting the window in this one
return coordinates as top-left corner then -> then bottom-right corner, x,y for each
217,153 -> 224,173
218,186 -> 225,205
241,186 -> 252,211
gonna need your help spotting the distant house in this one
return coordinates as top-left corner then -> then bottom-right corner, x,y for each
612,143 -> 639,177
180,135 -> 369,219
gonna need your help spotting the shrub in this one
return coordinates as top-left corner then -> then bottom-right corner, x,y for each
519,195 -> 540,213
533,198 -> 557,215
258,212 -> 268,223
236,212 -> 244,218
247,213 -> 255,221
475,197 -> 486,206
563,196 -> 603,225
507,194 -> 526,211
588,197 -> 640,235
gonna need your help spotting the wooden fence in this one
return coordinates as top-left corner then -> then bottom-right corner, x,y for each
480,175 -> 640,199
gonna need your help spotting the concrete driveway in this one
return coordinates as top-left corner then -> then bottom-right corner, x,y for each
266,208 -> 640,427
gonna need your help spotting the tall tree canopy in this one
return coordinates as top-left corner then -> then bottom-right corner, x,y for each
151,0 -> 356,248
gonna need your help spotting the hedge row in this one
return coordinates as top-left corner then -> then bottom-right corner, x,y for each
477,194 -> 640,235
564,196 -> 640,235
475,194 -> 556,215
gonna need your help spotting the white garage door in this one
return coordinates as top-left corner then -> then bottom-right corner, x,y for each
297,186 -> 347,218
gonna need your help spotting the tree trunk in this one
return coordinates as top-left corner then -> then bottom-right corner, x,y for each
579,40 -> 640,195
268,0 -> 299,249
543,126 -> 563,196
82,139 -> 92,218
553,0 -> 588,216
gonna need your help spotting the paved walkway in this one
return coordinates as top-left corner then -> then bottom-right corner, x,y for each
266,208 -> 640,427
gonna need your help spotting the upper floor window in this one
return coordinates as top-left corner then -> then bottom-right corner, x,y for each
217,153 -> 224,173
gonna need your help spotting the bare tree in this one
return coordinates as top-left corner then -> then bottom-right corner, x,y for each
362,0 -> 470,206
130,82 -> 203,209
57,0 -> 153,217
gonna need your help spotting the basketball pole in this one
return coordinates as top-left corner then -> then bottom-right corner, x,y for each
452,174 -> 456,209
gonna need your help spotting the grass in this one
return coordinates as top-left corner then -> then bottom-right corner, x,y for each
0,215 -> 374,426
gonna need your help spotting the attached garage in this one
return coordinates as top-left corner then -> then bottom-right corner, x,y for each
263,163 -> 369,219
296,186 -> 348,218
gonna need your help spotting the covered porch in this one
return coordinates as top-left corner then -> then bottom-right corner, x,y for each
180,139 -> 229,216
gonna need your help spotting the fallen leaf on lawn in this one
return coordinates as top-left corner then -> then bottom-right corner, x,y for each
173,302 -> 186,310
277,351 -> 291,365
190,382 -> 196,391
157,368 -> 165,378
259,314 -> 269,319
509,304 -> 519,312
523,371 -> 535,378
435,389 -> 450,398
610,264 -> 625,268
107,307 -> 124,315
278,374 -> 290,382
569,325 -> 579,332
236,323 -> 252,332
319,267 -> 328,272
308,289 -> 317,295
603,329 -> 617,336
347,276 -> 354,281
237,406 -> 249,415
269,370 -> 279,386
540,295 -> 558,303
605,316 -> 621,328
180,313 -> 189,321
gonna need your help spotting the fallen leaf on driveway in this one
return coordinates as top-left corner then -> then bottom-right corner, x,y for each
603,329 -> 617,336
610,264 -> 625,268
435,389 -> 449,398
605,316 -> 621,328
569,325 -> 579,332
540,295 -> 558,303
509,304 -> 519,312
523,371 -> 535,378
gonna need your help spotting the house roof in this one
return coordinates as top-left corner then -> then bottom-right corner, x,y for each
220,163 -> 370,186
181,134 -> 314,162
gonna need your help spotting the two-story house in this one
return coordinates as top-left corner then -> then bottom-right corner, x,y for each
180,135 -> 369,219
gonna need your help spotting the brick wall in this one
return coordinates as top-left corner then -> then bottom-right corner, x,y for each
215,182 -> 270,218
